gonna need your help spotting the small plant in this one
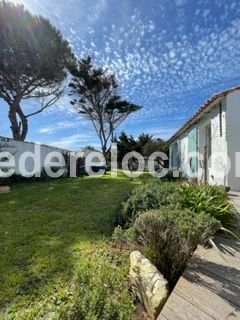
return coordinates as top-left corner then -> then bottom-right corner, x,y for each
112,225 -> 136,245
132,207 -> 220,288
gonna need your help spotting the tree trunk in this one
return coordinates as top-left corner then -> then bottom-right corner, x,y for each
8,102 -> 28,141
102,145 -> 107,163
111,128 -> 114,144
17,107 -> 28,141
8,106 -> 21,140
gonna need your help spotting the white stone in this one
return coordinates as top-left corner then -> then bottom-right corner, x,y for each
0,186 -> 10,194
130,251 -> 169,320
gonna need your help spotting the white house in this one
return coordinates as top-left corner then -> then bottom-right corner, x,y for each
0,136 -> 70,177
168,86 -> 240,191
0,137 -> 106,178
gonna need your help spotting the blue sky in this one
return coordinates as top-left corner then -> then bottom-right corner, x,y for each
1,0 -> 240,150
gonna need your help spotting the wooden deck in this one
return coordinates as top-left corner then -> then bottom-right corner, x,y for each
158,191 -> 240,320
158,237 -> 240,320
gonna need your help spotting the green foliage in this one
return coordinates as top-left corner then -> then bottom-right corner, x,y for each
0,170 -> 67,186
142,138 -> 168,157
118,181 -> 237,289
0,1 -> 75,140
112,225 -> 136,244
113,131 -> 138,165
0,1 -> 74,79
132,207 -> 220,288
180,183 -> 237,230
137,133 -> 154,148
58,250 -> 135,320
69,57 -> 141,156
121,181 -> 237,232
113,131 -> 168,166
122,180 -> 181,225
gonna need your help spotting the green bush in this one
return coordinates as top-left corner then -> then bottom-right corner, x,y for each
122,180 -> 181,225
112,225 -> 136,245
132,207 -> 220,288
180,184 -> 237,230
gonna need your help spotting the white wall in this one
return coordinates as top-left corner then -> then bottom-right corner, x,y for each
197,102 -> 228,186
169,133 -> 188,175
0,137 -> 69,177
226,91 -> 240,191
170,100 -> 228,186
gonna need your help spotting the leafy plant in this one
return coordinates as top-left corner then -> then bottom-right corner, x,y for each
132,207 -> 220,288
180,184 -> 237,231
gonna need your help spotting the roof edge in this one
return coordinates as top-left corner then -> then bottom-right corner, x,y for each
167,86 -> 240,145
0,135 -> 71,153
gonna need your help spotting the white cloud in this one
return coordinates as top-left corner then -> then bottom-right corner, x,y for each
12,1 -> 240,143
38,121 -> 79,134
146,127 -> 177,139
47,133 -> 97,150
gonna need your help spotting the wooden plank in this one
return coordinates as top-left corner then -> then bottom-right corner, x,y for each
196,239 -> 240,263
186,252 -> 240,287
158,291 -> 214,320
158,236 -> 240,320
174,277 -> 240,319
183,263 -> 240,308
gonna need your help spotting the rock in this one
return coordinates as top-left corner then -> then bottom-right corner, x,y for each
0,186 -> 11,194
130,251 -> 169,320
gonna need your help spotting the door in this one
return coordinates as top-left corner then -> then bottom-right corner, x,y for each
205,124 -> 212,182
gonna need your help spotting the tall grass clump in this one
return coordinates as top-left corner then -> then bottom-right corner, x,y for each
180,184 -> 237,232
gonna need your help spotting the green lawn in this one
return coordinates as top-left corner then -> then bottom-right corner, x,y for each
0,172 -> 140,320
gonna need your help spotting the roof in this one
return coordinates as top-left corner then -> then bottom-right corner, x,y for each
168,85 -> 240,144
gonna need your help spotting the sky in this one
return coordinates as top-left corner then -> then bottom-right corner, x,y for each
1,0 -> 240,150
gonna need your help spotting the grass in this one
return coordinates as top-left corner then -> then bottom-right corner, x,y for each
0,172 -> 141,319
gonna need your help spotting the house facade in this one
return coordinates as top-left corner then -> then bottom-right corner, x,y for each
0,136 -> 70,177
168,86 -> 240,191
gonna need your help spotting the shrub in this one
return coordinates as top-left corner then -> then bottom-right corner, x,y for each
57,250 -> 135,320
121,180 -> 181,226
0,170 -> 64,185
180,183 -> 237,230
132,207 -> 220,288
112,225 -> 136,245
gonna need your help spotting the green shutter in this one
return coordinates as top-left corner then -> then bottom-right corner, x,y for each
188,128 -> 198,173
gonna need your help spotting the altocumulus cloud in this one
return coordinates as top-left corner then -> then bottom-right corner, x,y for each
4,0 -> 240,148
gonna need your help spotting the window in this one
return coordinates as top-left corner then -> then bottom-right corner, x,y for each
171,142 -> 179,168
188,128 -> 199,173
